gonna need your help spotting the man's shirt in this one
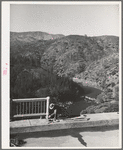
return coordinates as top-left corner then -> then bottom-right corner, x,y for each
49,105 -> 62,114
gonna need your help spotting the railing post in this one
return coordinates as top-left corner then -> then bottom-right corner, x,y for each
46,96 -> 50,121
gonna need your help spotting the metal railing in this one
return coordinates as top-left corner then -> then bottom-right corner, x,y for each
12,97 -> 50,120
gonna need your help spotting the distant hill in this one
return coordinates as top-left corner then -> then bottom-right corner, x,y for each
10,31 -> 64,43
93,35 -> 119,55
94,35 -> 119,43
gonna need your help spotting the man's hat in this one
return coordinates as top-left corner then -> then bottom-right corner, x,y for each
49,103 -> 55,109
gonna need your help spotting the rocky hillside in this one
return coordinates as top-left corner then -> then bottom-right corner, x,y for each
75,52 -> 119,114
10,31 -> 119,114
41,35 -> 105,77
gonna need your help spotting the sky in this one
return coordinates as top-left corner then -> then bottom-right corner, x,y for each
10,3 -> 120,36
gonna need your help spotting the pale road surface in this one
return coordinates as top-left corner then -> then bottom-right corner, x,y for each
18,126 -> 119,148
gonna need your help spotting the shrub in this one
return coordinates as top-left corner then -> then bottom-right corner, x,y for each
97,93 -> 105,103
80,101 -> 119,114
94,107 -> 108,113
104,102 -> 119,112
80,105 -> 95,114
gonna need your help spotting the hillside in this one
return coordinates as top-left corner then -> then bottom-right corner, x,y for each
41,35 -> 108,77
93,35 -> 119,55
75,52 -> 119,114
94,35 -> 119,45
10,31 -> 119,115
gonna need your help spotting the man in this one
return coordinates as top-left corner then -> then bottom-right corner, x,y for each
48,103 -> 62,122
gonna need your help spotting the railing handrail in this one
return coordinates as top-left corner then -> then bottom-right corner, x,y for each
11,96 -> 50,121
13,97 -> 48,102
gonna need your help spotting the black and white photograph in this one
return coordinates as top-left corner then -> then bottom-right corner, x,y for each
1,1 -> 121,148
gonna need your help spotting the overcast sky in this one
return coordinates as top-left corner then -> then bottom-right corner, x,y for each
10,4 -> 120,36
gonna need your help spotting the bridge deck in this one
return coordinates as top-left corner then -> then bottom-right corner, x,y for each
10,112 -> 119,134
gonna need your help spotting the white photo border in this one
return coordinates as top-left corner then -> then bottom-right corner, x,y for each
1,1 -> 122,149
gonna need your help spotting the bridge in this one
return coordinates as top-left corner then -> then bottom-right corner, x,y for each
10,97 -> 119,138
10,97 -> 119,147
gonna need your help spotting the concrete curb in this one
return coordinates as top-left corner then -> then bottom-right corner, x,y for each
10,118 -> 119,134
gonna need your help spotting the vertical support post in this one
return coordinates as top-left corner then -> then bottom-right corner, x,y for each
32,102 -> 33,114
29,102 -> 30,114
26,102 -> 27,114
46,96 -> 50,121
41,101 -> 42,113
16,103 -> 18,115
44,101 -> 45,113
35,102 -> 36,113
38,101 -> 39,113
23,102 -> 24,114
20,102 -> 21,114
